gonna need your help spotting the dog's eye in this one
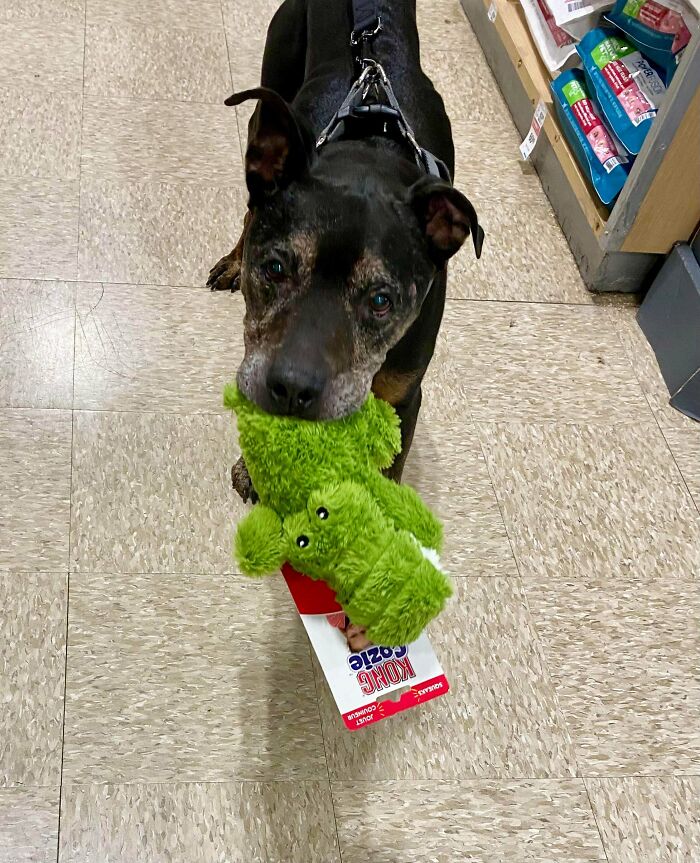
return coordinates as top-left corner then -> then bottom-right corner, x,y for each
316,507 -> 329,520
369,290 -> 393,317
264,258 -> 286,282
296,535 -> 310,548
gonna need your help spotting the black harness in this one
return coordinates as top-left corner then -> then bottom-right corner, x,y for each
315,0 -> 451,182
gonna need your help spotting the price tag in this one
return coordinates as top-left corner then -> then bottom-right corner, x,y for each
519,100 -> 547,160
487,2 -> 497,21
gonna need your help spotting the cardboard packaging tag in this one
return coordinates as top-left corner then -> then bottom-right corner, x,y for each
282,564 -> 449,730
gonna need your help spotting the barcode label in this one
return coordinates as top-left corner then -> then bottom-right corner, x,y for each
632,110 -> 656,127
566,0 -> 585,9
603,155 -> 627,173
519,100 -> 548,160
487,2 -> 497,22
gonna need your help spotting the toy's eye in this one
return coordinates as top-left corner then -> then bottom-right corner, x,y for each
264,258 -> 287,282
369,290 -> 393,317
316,507 -> 329,520
296,535 -> 310,548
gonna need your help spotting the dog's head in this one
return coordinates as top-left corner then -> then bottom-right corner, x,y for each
227,88 -> 483,420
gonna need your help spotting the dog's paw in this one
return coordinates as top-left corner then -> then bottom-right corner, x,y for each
207,254 -> 241,292
231,456 -> 258,504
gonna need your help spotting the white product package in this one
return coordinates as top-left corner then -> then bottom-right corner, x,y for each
547,0 -> 614,26
520,0 -> 580,71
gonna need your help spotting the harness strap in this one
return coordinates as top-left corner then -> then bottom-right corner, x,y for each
316,0 -> 450,182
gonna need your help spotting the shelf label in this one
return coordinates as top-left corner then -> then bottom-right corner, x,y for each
487,2 -> 497,21
519,100 -> 547,160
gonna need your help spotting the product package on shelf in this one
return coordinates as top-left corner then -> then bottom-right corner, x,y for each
552,68 -> 632,203
547,0 -> 615,27
521,0 -> 580,72
606,0 -> 698,82
578,28 -> 666,153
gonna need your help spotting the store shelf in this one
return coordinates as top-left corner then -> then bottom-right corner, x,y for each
486,0 -> 609,237
461,0 -> 700,291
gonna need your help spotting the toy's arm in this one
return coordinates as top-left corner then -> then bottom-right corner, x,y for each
369,475 -> 443,553
365,396 -> 402,469
234,506 -> 285,577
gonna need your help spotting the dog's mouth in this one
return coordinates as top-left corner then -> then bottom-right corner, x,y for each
236,352 -> 374,421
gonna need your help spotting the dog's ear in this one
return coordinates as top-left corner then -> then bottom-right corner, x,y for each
408,177 -> 484,263
225,87 -> 315,203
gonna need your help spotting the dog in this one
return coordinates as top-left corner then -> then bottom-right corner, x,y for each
210,0 -> 483,645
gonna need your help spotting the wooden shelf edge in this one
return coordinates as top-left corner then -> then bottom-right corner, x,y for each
485,0 -> 609,236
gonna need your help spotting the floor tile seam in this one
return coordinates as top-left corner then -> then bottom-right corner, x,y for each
218,0 -> 246,164
55,775 -> 674,789
55,416 -> 75,863
610,312 -> 700,516
0,405 -> 668,430
582,776 -> 613,863
0,275 -> 238,291
0,272 -> 613,307
659,427 -> 700,518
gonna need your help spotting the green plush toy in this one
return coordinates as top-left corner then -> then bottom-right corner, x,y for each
224,384 -> 452,645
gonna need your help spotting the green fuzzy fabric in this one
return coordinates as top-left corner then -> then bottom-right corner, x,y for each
225,385 -> 450,644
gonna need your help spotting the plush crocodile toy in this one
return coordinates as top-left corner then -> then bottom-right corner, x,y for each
224,384 -> 452,645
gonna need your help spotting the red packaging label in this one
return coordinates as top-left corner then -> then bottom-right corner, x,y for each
536,0 -> 574,47
571,96 -> 604,134
601,58 -> 633,95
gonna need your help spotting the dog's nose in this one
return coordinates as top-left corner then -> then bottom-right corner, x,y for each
266,365 -> 325,417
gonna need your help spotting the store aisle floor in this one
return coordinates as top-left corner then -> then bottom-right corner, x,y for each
1,1 -> 699,861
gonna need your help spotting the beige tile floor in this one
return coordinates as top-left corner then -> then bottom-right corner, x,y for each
1,0 -> 699,860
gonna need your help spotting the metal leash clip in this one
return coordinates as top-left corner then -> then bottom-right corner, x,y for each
350,15 -> 382,46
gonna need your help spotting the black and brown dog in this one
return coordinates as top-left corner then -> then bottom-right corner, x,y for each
211,0 -> 483,642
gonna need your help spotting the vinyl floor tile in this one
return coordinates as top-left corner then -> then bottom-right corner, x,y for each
0,787 -> 58,863
0,410 -> 72,571
74,282 -> 244,412
403,417 -> 517,576
422,46 -> 514,128
63,574 -> 326,782
417,0 -> 479,56
479,422 -> 700,579
60,780 -> 339,863
0,88 -> 82,180
0,573 -> 66,786
78,177 -> 245,286
613,306 -> 698,431
438,302 -> 648,423
0,20 -> 84,91
85,0 -> 223,30
332,780 -> 606,863
663,428 -> 700,512
70,410 -> 242,573
84,22 -> 231,103
317,578 -> 577,780
81,97 -> 243,186
0,279 -> 75,409
0,0 -> 83,22
526,577 -> 700,774
222,0 -> 281,64
0,177 -> 79,280
586,776 -> 700,863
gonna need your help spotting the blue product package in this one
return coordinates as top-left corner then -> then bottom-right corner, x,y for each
578,28 -> 666,154
605,0 -> 694,84
551,69 -> 631,205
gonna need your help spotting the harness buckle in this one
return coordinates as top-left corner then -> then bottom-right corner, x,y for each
350,15 -> 382,46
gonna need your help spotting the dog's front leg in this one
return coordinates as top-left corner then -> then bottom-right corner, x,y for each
208,211 -> 251,292
231,455 -> 258,504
